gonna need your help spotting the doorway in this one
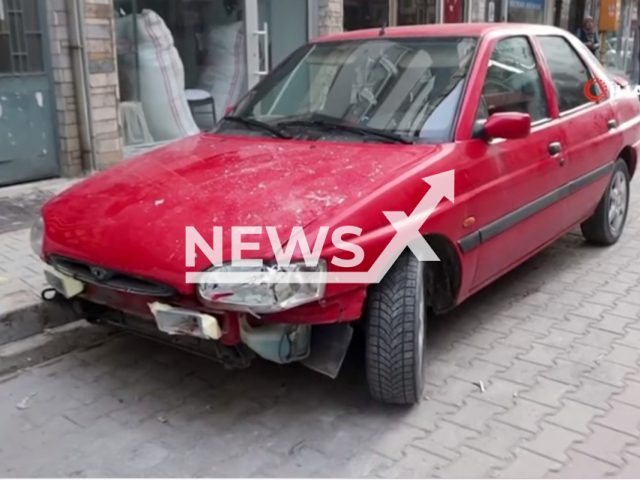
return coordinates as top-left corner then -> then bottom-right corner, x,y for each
0,0 -> 59,187
344,0 -> 389,30
553,0 -> 587,31
397,0 -> 438,25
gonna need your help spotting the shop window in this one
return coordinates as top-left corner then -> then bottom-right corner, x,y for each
0,0 -> 43,74
601,0 -> 635,74
485,0 -> 505,21
344,0 -> 389,31
398,0 -> 437,25
468,0 -> 486,21
507,0 -> 545,23
477,36 -> 549,122
0,35 -> 10,74
114,0 -> 248,149
443,0 -> 465,22
114,0 -> 308,151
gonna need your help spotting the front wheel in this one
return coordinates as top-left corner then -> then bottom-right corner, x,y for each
364,249 -> 426,405
581,159 -> 630,245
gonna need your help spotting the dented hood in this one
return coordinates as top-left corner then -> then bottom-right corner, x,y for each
43,133 -> 437,291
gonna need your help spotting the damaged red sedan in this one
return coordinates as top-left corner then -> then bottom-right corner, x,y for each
33,24 -> 639,404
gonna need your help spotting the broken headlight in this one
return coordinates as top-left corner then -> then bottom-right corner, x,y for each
197,261 -> 327,314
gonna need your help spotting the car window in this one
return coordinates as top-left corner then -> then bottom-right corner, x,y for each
537,36 -> 593,113
476,36 -> 549,123
227,37 -> 478,143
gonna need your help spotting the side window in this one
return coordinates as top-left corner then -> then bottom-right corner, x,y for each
537,36 -> 593,113
477,37 -> 549,123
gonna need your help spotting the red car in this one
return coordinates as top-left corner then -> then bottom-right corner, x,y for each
33,23 -> 639,404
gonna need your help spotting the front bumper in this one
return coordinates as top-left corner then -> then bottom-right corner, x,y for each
58,295 -> 255,369
44,267 -> 314,367
43,265 -> 357,376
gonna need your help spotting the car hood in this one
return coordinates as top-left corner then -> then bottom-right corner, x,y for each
43,133 -> 439,292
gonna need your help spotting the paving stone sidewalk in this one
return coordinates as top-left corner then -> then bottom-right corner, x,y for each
1,182 -> 640,478
0,178 -> 79,313
0,145 -> 164,310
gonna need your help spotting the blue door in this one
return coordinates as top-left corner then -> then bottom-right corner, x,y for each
0,0 -> 59,186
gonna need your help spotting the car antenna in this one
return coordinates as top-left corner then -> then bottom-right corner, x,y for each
379,22 -> 386,36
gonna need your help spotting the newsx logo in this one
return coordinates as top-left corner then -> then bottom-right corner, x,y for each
184,171 -> 455,284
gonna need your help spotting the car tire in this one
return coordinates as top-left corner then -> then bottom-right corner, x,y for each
365,249 -> 426,405
581,159 -> 630,246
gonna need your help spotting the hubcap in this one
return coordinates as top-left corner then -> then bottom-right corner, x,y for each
608,170 -> 628,236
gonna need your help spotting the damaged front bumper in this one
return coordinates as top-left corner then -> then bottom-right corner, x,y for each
43,266 -> 353,378
148,300 -> 313,365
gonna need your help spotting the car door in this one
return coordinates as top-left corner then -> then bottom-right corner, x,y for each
535,35 -> 619,225
456,35 -> 569,292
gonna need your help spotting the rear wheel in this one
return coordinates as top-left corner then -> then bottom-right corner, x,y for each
581,159 -> 630,245
365,249 -> 426,405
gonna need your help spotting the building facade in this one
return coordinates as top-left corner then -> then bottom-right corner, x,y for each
0,0 -> 635,186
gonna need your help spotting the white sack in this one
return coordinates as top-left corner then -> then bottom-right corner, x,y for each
116,10 -> 199,142
198,21 -> 247,120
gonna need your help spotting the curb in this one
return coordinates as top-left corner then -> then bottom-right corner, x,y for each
0,320 -> 118,377
0,291 -> 80,347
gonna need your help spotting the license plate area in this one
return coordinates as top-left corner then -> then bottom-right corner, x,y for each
44,266 -> 85,298
149,302 -> 221,340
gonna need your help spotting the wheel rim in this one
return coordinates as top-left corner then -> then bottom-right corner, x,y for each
608,170 -> 628,236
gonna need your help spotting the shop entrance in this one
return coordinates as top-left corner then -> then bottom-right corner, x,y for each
113,0 -> 308,153
485,0 -> 504,21
344,0 -> 389,31
443,0 -> 464,22
397,0 -> 438,25
0,0 -> 59,186
507,0 -> 545,22
552,0 -> 586,31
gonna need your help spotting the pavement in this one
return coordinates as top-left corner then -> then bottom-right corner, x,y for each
0,179 -> 638,477
0,178 -> 85,367
0,143 -> 160,307
0,142 -> 201,368
0,178 -> 81,301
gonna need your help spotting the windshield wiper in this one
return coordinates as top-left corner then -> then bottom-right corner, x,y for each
222,115 -> 292,139
277,118 -> 413,144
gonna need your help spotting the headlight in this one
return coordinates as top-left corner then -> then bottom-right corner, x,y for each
197,260 -> 327,314
30,217 -> 44,259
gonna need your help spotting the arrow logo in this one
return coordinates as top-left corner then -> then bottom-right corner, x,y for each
186,170 -> 455,285
368,169 -> 455,282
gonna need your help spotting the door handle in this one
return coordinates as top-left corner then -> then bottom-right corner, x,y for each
608,119 -> 617,130
255,22 -> 270,76
548,142 -> 562,155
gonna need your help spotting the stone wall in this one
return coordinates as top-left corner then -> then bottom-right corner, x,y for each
46,0 -> 83,177
85,0 -> 122,170
45,0 -> 122,177
318,0 -> 344,36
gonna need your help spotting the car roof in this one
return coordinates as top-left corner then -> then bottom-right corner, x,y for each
312,23 -> 570,43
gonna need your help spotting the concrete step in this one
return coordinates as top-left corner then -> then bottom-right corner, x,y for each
0,290 -> 80,347
0,320 -> 118,377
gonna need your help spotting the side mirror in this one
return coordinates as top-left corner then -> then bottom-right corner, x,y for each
224,105 -> 236,116
483,112 -> 531,140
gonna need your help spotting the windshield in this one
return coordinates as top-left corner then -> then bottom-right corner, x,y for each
217,36 -> 478,144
